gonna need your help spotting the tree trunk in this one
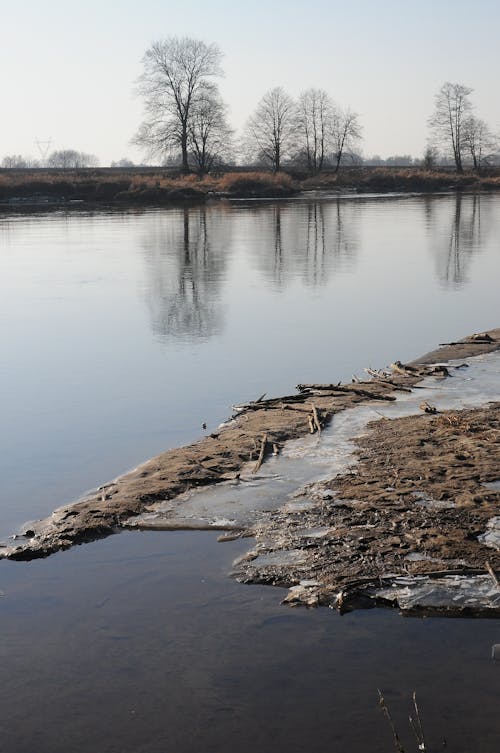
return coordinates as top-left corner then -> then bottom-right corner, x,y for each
181,129 -> 190,173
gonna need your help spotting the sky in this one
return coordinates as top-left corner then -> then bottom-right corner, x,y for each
2,0 -> 500,165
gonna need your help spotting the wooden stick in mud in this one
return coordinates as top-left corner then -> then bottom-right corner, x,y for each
485,561 -> 500,589
311,403 -> 322,436
308,415 -> 315,434
253,434 -> 268,473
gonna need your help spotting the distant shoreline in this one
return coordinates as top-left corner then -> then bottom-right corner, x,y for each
1,167 -> 500,209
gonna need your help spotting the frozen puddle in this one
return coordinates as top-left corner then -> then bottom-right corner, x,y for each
126,351 -> 500,535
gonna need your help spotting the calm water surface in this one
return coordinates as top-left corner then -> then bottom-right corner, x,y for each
1,194 -> 499,752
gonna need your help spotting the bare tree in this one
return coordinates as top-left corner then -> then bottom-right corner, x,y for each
428,82 -> 473,173
188,89 -> 233,174
245,87 -> 296,172
295,88 -> 333,174
133,37 -> 223,172
330,107 -> 362,172
462,116 -> 496,170
422,145 -> 439,169
47,150 -> 99,168
2,155 -> 28,168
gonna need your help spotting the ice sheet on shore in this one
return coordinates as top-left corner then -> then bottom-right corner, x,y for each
126,351 -> 500,533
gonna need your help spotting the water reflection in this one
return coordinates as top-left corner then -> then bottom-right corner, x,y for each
142,207 -> 231,341
139,194 -> 498,341
250,201 -> 359,288
429,195 -> 490,288
142,200 -> 360,341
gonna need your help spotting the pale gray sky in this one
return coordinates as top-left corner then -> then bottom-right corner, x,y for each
2,0 -> 499,164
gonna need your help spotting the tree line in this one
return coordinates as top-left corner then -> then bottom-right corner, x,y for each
131,37 -> 499,174
1,149 -> 99,169
2,37 -> 498,173
131,37 -> 362,174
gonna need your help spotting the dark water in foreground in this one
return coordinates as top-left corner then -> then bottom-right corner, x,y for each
1,194 -> 500,752
3,532 -> 500,753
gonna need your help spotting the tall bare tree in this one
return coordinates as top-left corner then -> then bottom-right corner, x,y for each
462,116 -> 496,170
428,82 -> 473,173
188,89 -> 233,174
245,87 -> 296,172
295,88 -> 333,174
133,37 -> 223,172
330,107 -> 362,172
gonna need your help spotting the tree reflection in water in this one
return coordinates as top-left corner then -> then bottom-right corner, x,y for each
142,206 -> 231,341
248,200 -> 359,288
142,200 -> 360,341
142,195 -> 493,343
430,194 -> 490,288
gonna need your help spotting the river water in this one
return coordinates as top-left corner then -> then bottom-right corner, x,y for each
1,193 -> 499,752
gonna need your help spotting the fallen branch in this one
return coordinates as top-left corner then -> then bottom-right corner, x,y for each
439,334 -> 495,346
233,393 -> 310,413
364,369 -> 413,392
296,383 -> 397,402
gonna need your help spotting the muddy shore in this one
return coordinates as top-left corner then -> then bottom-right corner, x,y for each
2,329 -> 499,572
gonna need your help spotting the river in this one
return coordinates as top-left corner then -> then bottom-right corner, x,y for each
1,193 -> 499,752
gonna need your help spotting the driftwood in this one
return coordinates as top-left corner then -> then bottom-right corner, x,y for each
297,383 -> 396,402
233,393 -> 310,413
364,368 -> 413,392
391,360 -> 449,378
439,333 -> 495,346
390,360 -> 420,376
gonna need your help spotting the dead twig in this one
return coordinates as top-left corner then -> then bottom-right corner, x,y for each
378,689 -> 405,753
409,691 -> 427,751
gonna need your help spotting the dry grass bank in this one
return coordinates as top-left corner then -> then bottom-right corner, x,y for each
301,167 -> 500,192
0,170 -> 298,205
